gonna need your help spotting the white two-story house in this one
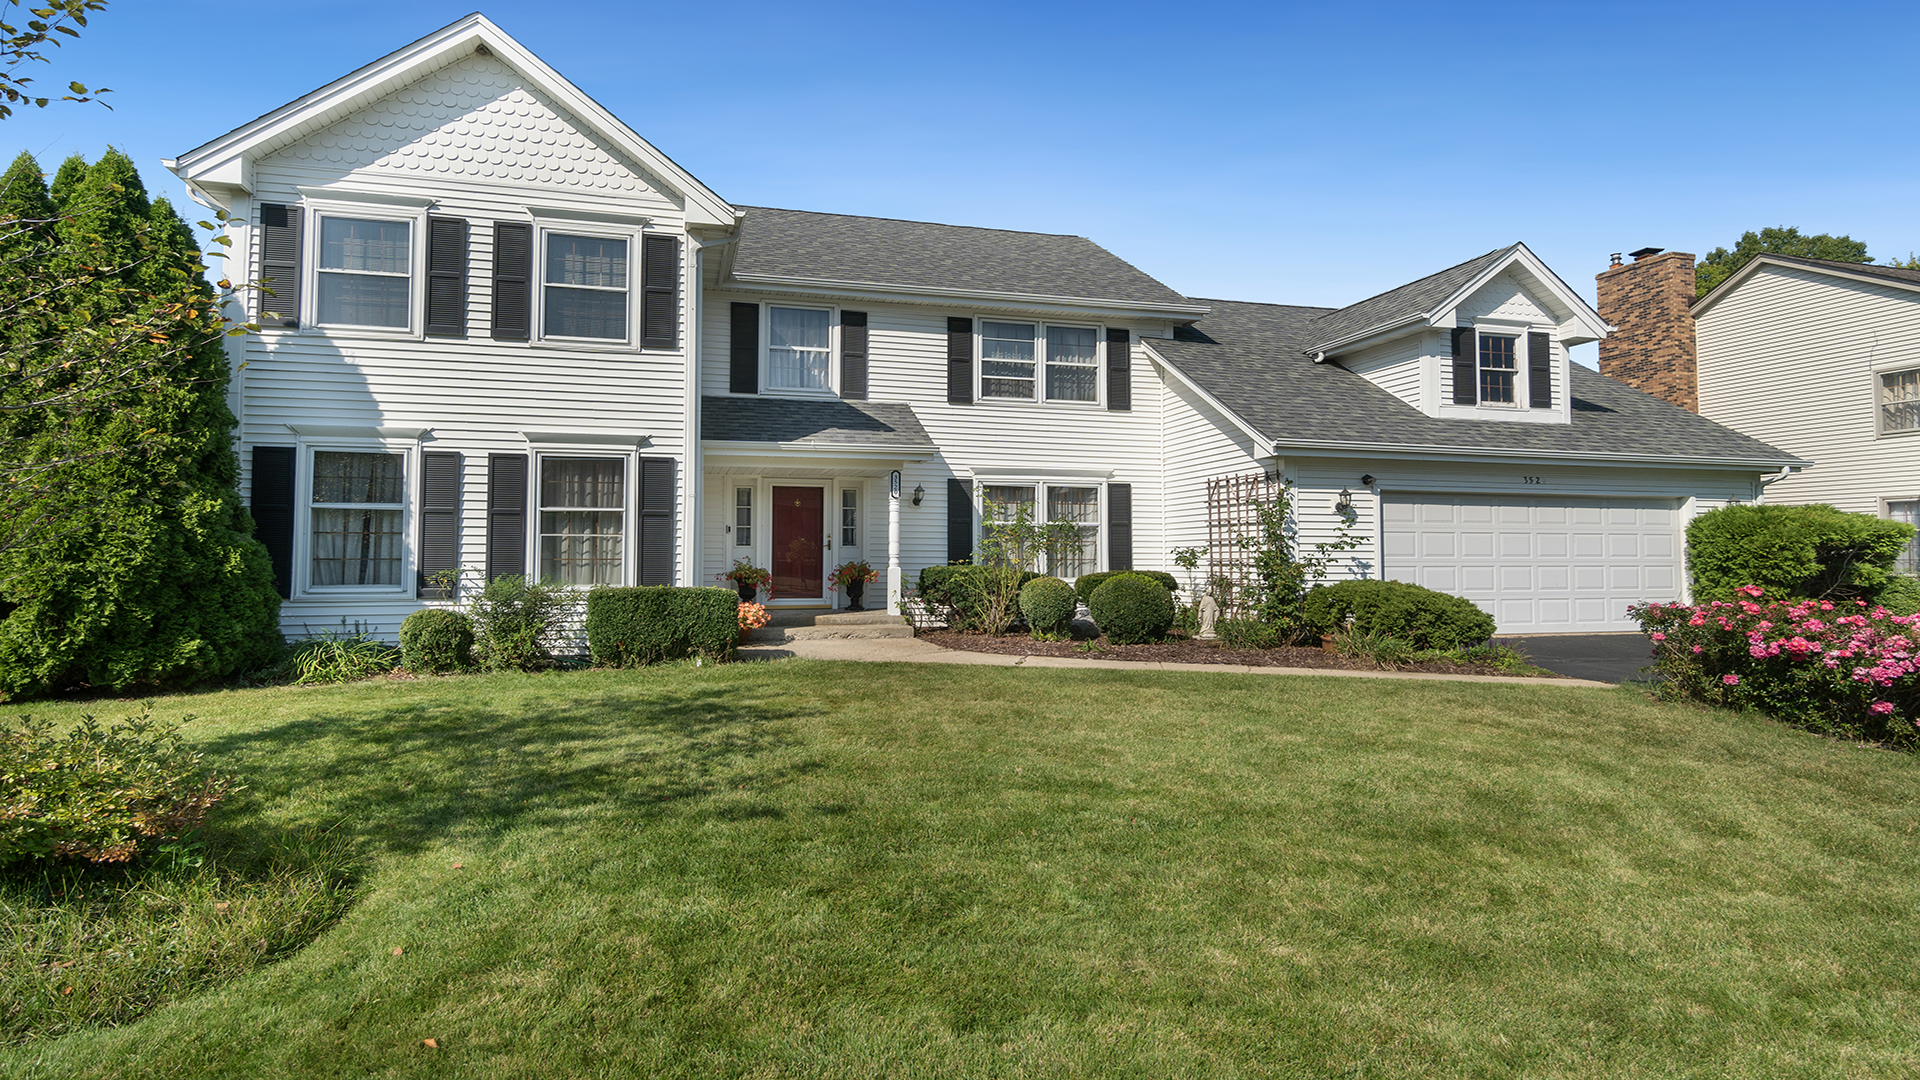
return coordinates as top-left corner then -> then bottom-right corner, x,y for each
166,14 -> 1798,637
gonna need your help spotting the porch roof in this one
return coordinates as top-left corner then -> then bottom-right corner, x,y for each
701,396 -> 937,453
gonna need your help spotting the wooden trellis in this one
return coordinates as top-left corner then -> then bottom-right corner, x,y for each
1205,470 -> 1283,617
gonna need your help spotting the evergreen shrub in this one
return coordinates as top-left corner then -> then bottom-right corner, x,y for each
0,151 -> 281,701
1088,574 -> 1175,644
1018,576 -> 1075,637
1877,577 -> 1920,617
469,576 -> 577,671
1301,580 -> 1495,650
398,609 -> 473,674
917,565 -> 1041,631
1073,570 -> 1179,605
1687,504 -> 1912,603
585,586 -> 737,666
1,709 -> 235,867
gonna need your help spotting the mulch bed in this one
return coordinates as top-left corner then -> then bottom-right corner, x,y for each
916,631 -> 1567,678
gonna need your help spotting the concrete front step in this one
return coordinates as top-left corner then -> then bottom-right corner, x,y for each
746,608 -> 912,643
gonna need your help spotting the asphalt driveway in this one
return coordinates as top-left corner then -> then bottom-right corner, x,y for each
1502,633 -> 1657,684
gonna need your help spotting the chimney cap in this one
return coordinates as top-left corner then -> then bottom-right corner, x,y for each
1628,246 -> 1664,259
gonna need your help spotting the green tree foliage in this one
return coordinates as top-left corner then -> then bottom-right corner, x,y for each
0,0 -> 109,121
0,150 -> 280,699
1695,227 -> 1872,297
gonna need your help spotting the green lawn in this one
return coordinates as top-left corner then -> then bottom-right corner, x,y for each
4,661 -> 1919,1078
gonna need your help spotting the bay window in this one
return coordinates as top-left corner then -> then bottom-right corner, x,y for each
539,457 -> 625,585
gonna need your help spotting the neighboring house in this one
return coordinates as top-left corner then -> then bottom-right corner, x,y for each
1600,249 -> 1920,574
165,14 -> 1798,638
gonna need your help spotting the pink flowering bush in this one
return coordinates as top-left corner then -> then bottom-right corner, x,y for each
1631,585 -> 1920,747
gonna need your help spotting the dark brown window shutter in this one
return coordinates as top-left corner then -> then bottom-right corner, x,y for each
1108,482 -> 1133,571
1106,327 -> 1131,411
639,456 -> 675,586
258,203 -> 300,328
1528,331 -> 1553,408
251,445 -> 296,598
486,453 -> 528,581
425,217 -> 468,337
1451,327 -> 1478,405
946,478 -> 973,564
640,234 -> 679,349
491,221 -> 532,341
841,310 -> 869,400
729,302 -> 758,394
947,317 -> 973,404
418,451 -> 461,597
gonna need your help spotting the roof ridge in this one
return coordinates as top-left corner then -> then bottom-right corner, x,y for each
736,205 -> 1086,241
1191,297 -> 1340,313
1309,245 -> 1515,323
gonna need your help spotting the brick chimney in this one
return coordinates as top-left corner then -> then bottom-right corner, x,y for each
1595,247 -> 1698,412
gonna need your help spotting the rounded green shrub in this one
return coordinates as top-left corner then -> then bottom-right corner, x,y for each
1072,569 -> 1179,605
1687,503 -> 1912,602
399,608 -> 474,674
1019,576 -> 1075,636
1301,580 -> 1495,650
1088,574 -> 1175,644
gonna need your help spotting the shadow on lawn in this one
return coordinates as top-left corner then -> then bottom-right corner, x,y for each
197,680 -> 822,857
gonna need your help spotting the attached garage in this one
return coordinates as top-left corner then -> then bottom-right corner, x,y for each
1381,494 -> 1684,634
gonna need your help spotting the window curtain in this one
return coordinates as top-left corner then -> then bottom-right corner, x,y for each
769,307 -> 832,388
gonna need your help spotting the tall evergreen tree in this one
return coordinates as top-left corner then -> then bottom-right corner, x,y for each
0,150 -> 279,699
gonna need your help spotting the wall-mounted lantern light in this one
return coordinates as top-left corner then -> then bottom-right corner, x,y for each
1334,488 -> 1354,515
911,484 -> 925,507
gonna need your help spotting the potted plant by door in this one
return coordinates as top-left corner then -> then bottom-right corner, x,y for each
721,559 -> 772,603
737,601 -> 771,643
828,559 -> 880,612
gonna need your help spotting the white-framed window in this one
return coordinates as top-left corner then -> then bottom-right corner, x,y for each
735,487 -> 753,547
1881,370 -> 1920,435
313,213 -> 415,331
768,305 -> 834,391
979,482 -> 1101,578
979,320 -> 1103,403
840,488 -> 859,548
307,448 -> 409,592
1478,333 -> 1518,405
538,456 -> 626,586
541,230 -> 630,343
1889,500 -> 1920,574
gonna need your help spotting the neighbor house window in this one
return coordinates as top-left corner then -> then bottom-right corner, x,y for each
768,306 -> 832,389
841,488 -> 859,548
544,233 -> 628,341
310,450 -> 405,587
1882,370 -> 1920,433
735,487 -> 753,547
539,458 -> 625,585
981,321 -> 1102,402
1047,486 -> 1099,578
316,216 -> 410,328
1479,333 -> 1517,404
1891,500 -> 1920,574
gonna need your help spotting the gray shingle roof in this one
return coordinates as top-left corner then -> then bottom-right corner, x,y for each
1740,253 -> 1920,289
1304,245 -> 1515,352
1149,299 -> 1804,466
730,206 -> 1200,311
702,396 -> 935,451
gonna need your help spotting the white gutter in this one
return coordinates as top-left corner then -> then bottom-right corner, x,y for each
1759,464 -> 1800,487
1267,436 -> 1811,471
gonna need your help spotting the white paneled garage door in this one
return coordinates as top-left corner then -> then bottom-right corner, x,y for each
1381,494 -> 1683,634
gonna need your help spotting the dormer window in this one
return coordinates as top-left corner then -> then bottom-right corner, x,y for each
1479,334 -> 1518,405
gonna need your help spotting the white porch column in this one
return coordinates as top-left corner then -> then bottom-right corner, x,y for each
887,469 -> 903,614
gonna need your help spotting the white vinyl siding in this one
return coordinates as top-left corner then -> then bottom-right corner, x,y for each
1698,263 -> 1920,515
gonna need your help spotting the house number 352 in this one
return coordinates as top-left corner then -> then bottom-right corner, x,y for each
1521,476 -> 1543,484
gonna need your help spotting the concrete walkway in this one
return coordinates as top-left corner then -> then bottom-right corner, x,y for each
738,635 -> 1616,689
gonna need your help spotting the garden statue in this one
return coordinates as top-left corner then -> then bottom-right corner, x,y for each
1197,593 -> 1221,640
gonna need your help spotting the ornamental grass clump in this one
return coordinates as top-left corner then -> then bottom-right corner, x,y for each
1632,585 -> 1920,747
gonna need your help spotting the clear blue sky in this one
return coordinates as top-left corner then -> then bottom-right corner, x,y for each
9,0 -> 1917,368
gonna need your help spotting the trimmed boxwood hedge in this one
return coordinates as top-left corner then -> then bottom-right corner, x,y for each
1072,570 -> 1179,605
1088,574 -> 1175,644
585,586 -> 738,666
399,608 -> 473,674
1019,576 -> 1076,636
1301,580 -> 1495,650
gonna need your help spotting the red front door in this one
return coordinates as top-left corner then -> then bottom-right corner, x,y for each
771,486 -> 825,598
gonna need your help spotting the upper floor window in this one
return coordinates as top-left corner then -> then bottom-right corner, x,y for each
317,216 -> 410,329
544,233 -> 628,341
1882,370 -> 1920,434
769,306 -> 832,390
1479,333 -> 1517,405
310,450 -> 405,588
981,321 -> 1100,402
